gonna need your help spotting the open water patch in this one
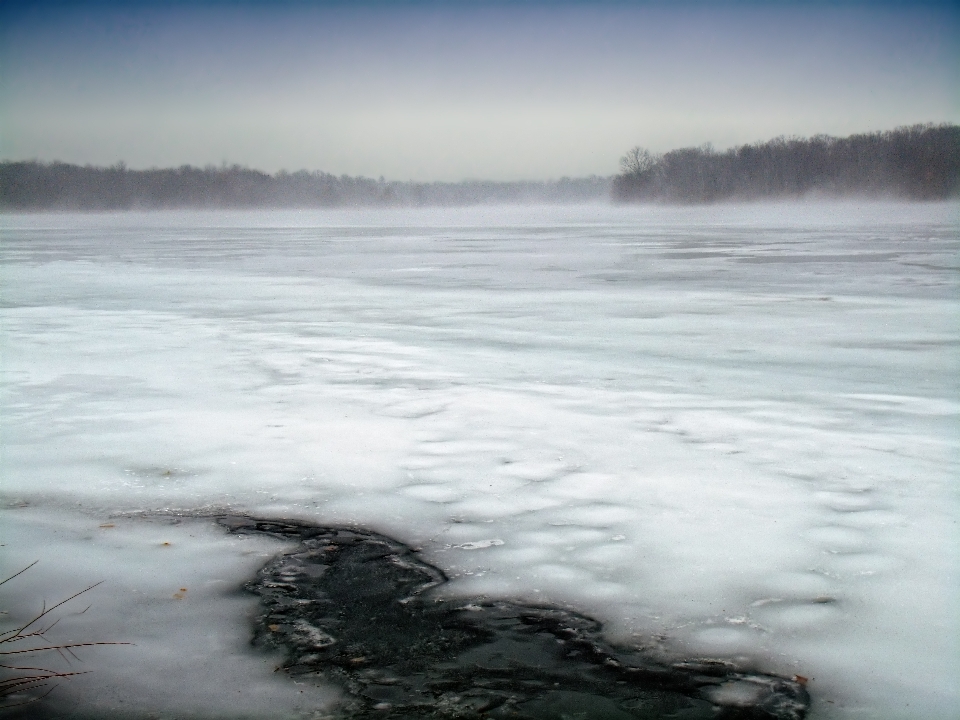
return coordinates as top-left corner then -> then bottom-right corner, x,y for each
220,516 -> 810,720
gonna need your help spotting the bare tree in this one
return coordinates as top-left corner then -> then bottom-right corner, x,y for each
613,124 -> 960,203
619,147 -> 659,177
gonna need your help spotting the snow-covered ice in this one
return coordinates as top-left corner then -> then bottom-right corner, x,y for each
1,202 -> 957,718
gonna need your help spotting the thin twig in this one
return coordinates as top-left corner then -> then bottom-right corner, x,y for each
2,583 -> 103,644
1,564 -> 127,707
0,641 -> 130,656
0,562 -> 38,589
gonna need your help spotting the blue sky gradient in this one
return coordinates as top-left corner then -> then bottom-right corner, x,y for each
2,1 -> 957,180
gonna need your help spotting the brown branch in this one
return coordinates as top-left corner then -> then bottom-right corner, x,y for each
0,641 -> 130,656
1,583 -> 103,645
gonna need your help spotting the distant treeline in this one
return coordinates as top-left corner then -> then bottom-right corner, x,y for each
0,162 -> 611,210
614,124 -> 960,203
4,124 -> 957,210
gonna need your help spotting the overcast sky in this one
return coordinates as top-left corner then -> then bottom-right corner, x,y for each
1,1 -> 957,180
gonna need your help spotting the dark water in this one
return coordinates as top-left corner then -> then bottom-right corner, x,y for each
221,516 -> 809,720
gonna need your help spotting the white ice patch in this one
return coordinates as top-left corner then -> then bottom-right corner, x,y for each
450,539 -> 505,550
1,203 -> 957,719
704,679 -> 766,707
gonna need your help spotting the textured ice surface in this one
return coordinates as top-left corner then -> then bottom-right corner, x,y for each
1,203 -> 957,718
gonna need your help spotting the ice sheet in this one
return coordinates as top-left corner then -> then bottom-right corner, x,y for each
1,202 -> 957,718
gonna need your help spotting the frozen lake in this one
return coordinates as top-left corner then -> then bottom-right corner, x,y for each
1,203 -> 957,719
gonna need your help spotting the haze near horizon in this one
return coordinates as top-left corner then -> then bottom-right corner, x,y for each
1,0 -> 958,181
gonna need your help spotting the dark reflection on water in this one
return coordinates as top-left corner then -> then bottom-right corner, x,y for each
221,516 -> 809,720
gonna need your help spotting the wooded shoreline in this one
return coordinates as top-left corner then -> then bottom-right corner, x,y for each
614,124 -> 959,204
2,124 -> 957,210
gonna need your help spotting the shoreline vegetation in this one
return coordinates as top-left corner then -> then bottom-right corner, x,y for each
1,124 -> 956,211
0,165 -> 612,211
614,124 -> 959,204
1,563 -> 126,713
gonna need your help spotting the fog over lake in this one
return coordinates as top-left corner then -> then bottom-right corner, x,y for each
1,202 -> 957,719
